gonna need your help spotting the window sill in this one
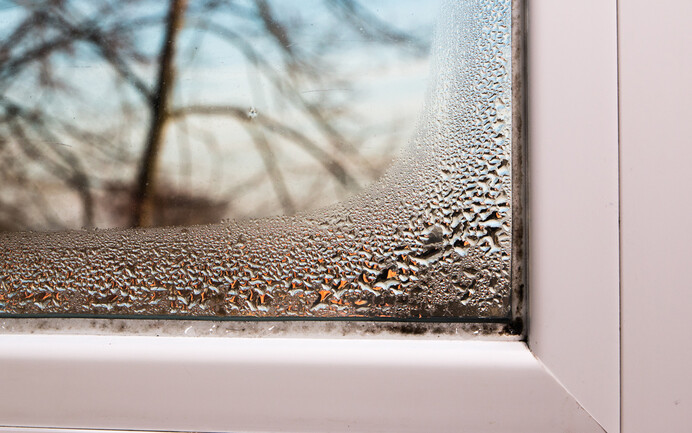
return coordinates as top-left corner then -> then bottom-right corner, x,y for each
0,335 -> 601,432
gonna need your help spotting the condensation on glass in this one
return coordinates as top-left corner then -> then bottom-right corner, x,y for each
0,0 -> 522,326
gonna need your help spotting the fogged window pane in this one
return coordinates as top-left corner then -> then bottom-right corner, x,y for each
0,0 -> 520,324
0,0 -> 437,229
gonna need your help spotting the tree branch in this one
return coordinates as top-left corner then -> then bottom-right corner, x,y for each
245,124 -> 295,215
169,104 -> 360,190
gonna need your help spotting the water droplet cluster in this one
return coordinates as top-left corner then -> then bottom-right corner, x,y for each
0,0 -> 513,320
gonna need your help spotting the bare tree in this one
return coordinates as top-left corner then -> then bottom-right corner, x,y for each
132,0 -> 187,227
0,0 -> 431,230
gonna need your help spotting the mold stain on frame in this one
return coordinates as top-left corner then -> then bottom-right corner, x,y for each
0,0 -> 525,337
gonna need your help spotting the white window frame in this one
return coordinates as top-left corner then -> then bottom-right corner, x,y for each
0,1 -> 623,432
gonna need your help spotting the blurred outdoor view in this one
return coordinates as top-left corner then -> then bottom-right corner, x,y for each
0,0 -> 440,231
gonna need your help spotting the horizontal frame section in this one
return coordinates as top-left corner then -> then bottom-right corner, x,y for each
0,335 -> 601,432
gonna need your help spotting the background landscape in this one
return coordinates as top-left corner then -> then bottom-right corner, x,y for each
0,0 -> 439,230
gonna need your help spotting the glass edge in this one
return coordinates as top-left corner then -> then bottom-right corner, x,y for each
510,0 -> 527,339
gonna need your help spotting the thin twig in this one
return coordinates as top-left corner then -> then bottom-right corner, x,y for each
244,123 -> 295,215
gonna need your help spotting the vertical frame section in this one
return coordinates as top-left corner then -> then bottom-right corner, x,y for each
527,1 -> 620,432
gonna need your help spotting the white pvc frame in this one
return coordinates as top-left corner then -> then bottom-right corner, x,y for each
0,1 -> 620,432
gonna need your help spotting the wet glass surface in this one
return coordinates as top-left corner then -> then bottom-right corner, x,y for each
0,0 -> 520,324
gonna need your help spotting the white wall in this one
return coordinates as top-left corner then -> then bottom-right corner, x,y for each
619,0 -> 692,431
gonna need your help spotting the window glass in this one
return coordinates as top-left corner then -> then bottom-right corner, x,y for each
0,0 -> 520,327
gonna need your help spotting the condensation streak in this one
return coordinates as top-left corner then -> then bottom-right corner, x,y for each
0,0 -> 513,320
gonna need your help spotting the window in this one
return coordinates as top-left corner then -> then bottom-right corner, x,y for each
0,0 -> 624,432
